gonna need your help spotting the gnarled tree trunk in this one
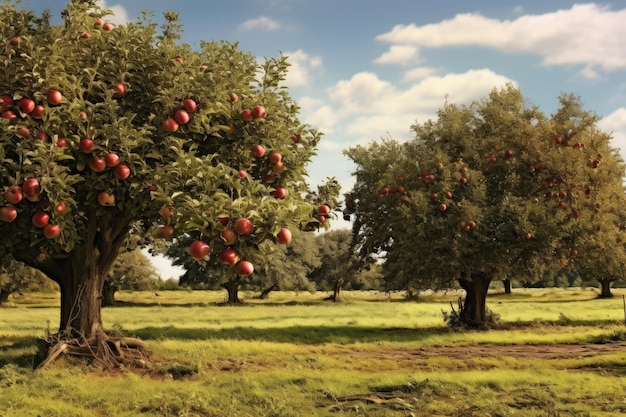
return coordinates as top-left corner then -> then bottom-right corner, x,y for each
458,272 -> 492,327
598,279 -> 613,298
503,279 -> 512,294
101,280 -> 118,307
0,290 -> 9,305
257,284 -> 276,299
223,280 -> 242,304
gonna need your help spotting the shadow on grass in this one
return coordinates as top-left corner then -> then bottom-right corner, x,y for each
0,336 -> 39,369
131,325 -> 445,344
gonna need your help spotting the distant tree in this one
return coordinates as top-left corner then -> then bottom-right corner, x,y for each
102,249 -> 159,306
309,229 -> 359,301
0,257 -> 50,304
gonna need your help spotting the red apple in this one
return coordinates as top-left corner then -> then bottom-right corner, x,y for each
162,118 -> 179,133
94,18 -> 103,26
18,97 -> 35,114
79,111 -> 88,121
1,110 -> 16,119
80,138 -> 94,153
32,211 -> 50,228
103,22 -> 114,31
276,227 -> 292,244
272,186 -> 287,199
0,95 -> 13,108
153,225 -> 174,239
318,204 -> 331,215
114,164 -> 131,180
238,170 -> 247,179
182,99 -> 197,113
174,55 -> 183,64
263,174 -> 276,183
54,202 -> 67,214
229,92 -> 239,103
218,216 -> 230,226
234,218 -> 253,235
240,109 -> 253,121
47,90 -> 62,105
504,149 -> 513,158
218,248 -> 239,265
524,233 -> 532,240
252,105 -> 266,119
0,206 -> 17,222
43,224 -> 61,239
174,109 -> 190,125
271,161 -> 285,173
89,157 -> 106,172
105,153 -> 120,167
291,134 -> 300,143
97,191 -> 115,206
36,131 -> 49,142
17,126 -> 30,138
9,37 -> 19,46
235,260 -> 254,276
220,228 -> 237,245
251,144 -> 265,158
435,162 -> 443,170
57,138 -> 67,147
199,64 -> 208,72
22,178 -> 41,197
114,83 -> 126,97
5,186 -> 23,204
439,203 -> 447,212
189,240 -> 210,260
269,151 -> 282,164
159,206 -> 173,219
445,191 -> 453,199
31,105 -> 45,119
81,32 -> 91,39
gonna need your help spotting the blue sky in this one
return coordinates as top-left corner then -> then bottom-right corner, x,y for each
23,0 -> 626,277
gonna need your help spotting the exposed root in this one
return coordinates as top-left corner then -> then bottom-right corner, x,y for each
37,334 -> 151,370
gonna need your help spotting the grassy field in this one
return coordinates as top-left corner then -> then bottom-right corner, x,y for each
1,288 -> 626,416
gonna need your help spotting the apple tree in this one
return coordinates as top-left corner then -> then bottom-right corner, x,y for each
344,86 -> 626,326
102,249 -> 159,306
0,0 -> 330,366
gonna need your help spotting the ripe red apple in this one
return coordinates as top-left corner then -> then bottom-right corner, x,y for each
32,211 -> 50,228
218,216 -> 230,226
81,32 -> 91,39
524,233 -> 532,240
97,191 -> 115,206
445,191 -> 453,199
35,131 -> 49,142
570,249 -> 578,258
504,149 -> 513,158
0,95 -> 13,108
159,206 -> 173,219
439,203 -> 447,212
238,170 -> 247,178
489,155 -> 497,163
234,218 -> 253,235
318,204 -> 331,215
105,153 -> 120,167
182,99 -> 197,113
153,225 -> 174,239
220,228 -> 237,245
271,162 -> 285,173
89,157 -> 107,172
174,55 -> 183,64
318,215 -> 327,224
9,37 -> 19,46
80,138 -> 94,153
291,134 -> 300,143
199,64 -> 208,72
218,248 -> 239,265
251,144 -> 265,158
189,240 -> 210,260
240,109 -> 253,121
114,164 -> 131,180
22,178 -> 41,197
276,227 -> 292,244
269,151 -> 282,164
263,174 -> 276,183
79,111 -> 88,121
162,118 -> 179,133
18,97 -> 35,114
174,109 -> 190,125
435,162 -> 443,170
5,186 -> 23,204
272,186 -> 287,199
459,177 -> 467,184
252,105 -> 266,119
235,260 -> 254,276
57,138 -> 67,147
43,224 -> 61,239
94,18 -> 103,26
103,22 -> 114,31
229,92 -> 239,103
47,90 -> 62,105
17,126 -> 30,138
54,202 -> 67,214
31,105 -> 45,119
113,83 -> 126,97
0,206 -> 17,222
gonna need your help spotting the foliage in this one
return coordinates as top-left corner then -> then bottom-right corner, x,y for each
0,257 -> 51,303
102,249 -> 159,305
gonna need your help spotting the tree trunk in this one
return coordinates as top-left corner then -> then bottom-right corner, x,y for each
503,279 -> 512,294
0,290 -> 9,305
223,280 -> 242,304
327,278 -> 344,302
101,280 -> 117,307
598,279 -> 613,298
257,284 -> 276,299
458,272 -> 492,327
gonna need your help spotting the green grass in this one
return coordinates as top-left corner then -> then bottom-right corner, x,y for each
1,288 -> 626,416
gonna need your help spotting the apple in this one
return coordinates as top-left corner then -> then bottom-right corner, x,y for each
199,64 -> 208,72
113,83 -> 126,97
174,109 -> 190,125
269,151 -> 282,164
103,22 -> 114,31
174,55 -> 183,64
89,157 -> 106,172
263,174 -> 275,183
438,203 -> 447,212
276,227 -> 292,244
272,186 -> 287,199
489,155 -> 497,163
271,162 -> 285,173
252,105 -> 266,119
0,95 -> 13,108
153,225 -> 174,239
234,218 -> 253,235
182,99 -> 197,113
291,134 -> 300,143
97,191 -> 115,206
189,240 -> 210,260
43,224 -> 61,239
445,191 -> 453,199
240,109 -> 253,121
1,110 -> 16,119
435,163 -> 443,170
9,37 -> 19,46
54,202 -> 67,214
162,118 -> 179,133
504,149 -> 513,158
220,228 -> 237,245
81,32 -> 91,39
79,111 -> 88,121
251,144 -> 265,158
459,177 -> 467,184
235,260 -> 254,276
18,97 -> 35,114
105,153 -> 120,167
0,206 -> 17,222
570,249 -> 578,258
524,233 -> 532,240
22,178 -> 41,197
229,92 -> 239,103
114,164 -> 131,180
47,90 -> 62,105
5,186 -> 23,204
318,215 -> 326,224
159,206 -> 173,219
17,126 -> 30,138
218,248 -> 239,265
31,105 -> 45,119
238,170 -> 247,179
218,216 -> 230,226
80,138 -> 94,153
36,132 -> 48,142
57,138 -> 67,147
555,136 -> 563,145
32,211 -> 50,228
318,204 -> 331,215
94,18 -> 103,26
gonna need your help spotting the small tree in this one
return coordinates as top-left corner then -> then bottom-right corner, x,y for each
102,249 -> 159,306
309,229 -> 359,301
0,256 -> 50,304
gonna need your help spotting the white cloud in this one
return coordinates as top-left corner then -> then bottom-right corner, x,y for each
402,66 -> 440,82
283,50 -> 323,88
599,108 -> 626,158
240,16 -> 281,31
374,45 -> 419,66
298,96 -> 339,135
375,3 -> 626,77
95,0 -> 128,25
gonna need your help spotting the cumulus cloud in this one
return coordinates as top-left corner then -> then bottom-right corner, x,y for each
375,3 -> 626,77
95,0 -> 128,25
298,96 -> 339,136
402,67 -> 440,82
374,45 -> 420,66
240,16 -> 281,31
283,50 -> 323,88
599,108 -> 626,158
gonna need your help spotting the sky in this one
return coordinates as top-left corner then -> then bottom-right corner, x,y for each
22,0 -> 626,278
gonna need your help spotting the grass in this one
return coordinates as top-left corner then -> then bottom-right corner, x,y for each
1,288 -> 626,416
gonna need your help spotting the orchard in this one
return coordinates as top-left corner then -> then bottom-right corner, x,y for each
0,0 -> 337,366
